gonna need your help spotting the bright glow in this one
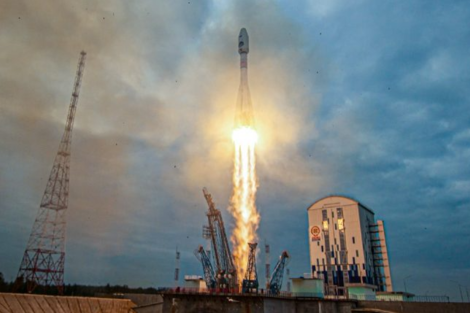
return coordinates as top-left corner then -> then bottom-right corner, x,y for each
230,126 -> 260,282
338,218 -> 344,230
322,220 -> 329,231
232,127 -> 258,145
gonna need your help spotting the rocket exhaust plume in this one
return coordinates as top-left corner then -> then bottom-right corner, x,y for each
230,28 -> 260,282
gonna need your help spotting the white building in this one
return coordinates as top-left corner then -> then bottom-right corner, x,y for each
307,195 -> 393,295
184,275 -> 206,289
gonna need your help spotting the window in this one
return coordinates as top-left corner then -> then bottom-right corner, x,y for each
321,245 -> 324,252
352,237 -> 355,244
338,218 -> 344,230
337,208 -> 343,218
335,223 -> 337,230
332,211 -> 334,218
331,245 -> 334,251
322,258 -> 325,265
356,250 -> 359,257
317,241 -> 320,246
334,238 -> 337,245
363,264 -> 366,270
331,251 -> 334,258
352,257 -> 356,264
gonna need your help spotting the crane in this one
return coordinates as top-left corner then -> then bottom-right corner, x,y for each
268,251 -> 290,295
242,242 -> 259,293
194,245 -> 216,289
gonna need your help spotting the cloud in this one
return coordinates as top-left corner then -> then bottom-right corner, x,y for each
1,0 -> 470,301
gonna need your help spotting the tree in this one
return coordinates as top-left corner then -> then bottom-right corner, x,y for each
0,272 -> 10,292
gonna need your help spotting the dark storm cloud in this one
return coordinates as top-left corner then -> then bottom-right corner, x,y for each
1,0 -> 469,300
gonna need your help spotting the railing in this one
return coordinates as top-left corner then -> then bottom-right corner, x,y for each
412,295 -> 450,303
350,294 -> 450,303
163,287 -> 318,299
161,287 -> 451,303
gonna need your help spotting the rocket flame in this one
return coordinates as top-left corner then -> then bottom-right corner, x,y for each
230,126 -> 260,281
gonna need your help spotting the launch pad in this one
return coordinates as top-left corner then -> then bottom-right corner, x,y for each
194,188 -> 290,295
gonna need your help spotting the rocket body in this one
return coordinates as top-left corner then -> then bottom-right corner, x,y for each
235,28 -> 254,128
230,28 -> 260,283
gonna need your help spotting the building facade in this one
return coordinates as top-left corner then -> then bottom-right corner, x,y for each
307,195 -> 393,294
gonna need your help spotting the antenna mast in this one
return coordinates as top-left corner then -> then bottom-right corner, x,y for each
15,51 -> 87,294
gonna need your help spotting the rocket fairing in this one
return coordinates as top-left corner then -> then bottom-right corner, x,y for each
235,28 -> 255,128
238,28 -> 249,56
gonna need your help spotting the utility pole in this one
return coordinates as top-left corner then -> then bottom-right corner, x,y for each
451,281 -> 465,302
174,247 -> 180,287
403,275 -> 412,293
15,51 -> 86,295
286,268 -> 291,292
265,241 -> 270,290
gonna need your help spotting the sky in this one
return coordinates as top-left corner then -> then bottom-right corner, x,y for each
1,0 -> 469,301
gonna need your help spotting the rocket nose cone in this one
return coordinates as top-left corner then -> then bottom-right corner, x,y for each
238,28 -> 249,54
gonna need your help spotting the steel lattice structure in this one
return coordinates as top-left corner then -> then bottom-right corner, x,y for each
202,188 -> 238,289
194,245 -> 216,289
268,251 -> 290,295
15,51 -> 86,294
242,242 -> 258,293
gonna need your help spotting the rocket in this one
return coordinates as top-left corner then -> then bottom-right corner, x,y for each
235,28 -> 255,128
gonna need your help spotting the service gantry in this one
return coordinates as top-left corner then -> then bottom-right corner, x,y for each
201,188 -> 238,289
242,242 -> 259,293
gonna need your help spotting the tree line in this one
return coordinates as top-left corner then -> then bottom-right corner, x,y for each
0,272 -> 159,296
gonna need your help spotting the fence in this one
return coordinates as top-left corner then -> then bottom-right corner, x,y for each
350,294 -> 450,303
164,287 -> 301,298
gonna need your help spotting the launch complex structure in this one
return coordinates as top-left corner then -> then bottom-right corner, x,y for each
195,188 -> 290,295
193,28 -> 290,295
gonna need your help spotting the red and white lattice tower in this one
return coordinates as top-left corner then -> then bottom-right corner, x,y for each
16,51 -> 87,294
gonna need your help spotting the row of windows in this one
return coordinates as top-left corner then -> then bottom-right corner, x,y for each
317,245 -> 360,257
314,261 -> 367,270
313,235 -> 356,245
328,207 -> 343,218
315,253 -> 362,265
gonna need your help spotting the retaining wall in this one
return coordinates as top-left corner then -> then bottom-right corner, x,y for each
356,300 -> 470,313
0,293 -> 136,313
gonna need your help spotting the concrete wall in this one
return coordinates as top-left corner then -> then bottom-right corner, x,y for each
0,293 -> 136,312
125,294 -> 163,313
133,302 -> 162,313
264,298 -> 295,312
161,293 -> 470,313
357,301 -> 470,313
296,300 -> 354,313
123,294 -> 162,306
162,294 -> 264,313
161,293 -> 355,313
